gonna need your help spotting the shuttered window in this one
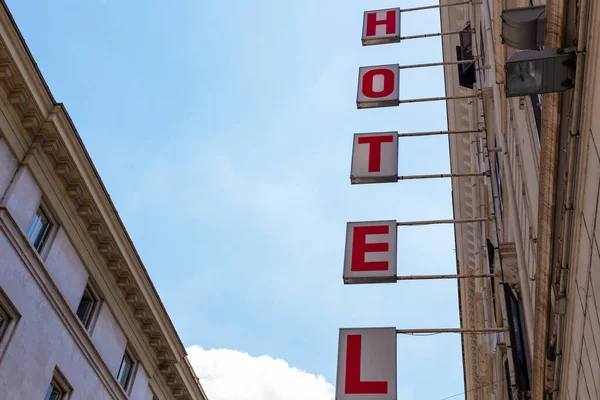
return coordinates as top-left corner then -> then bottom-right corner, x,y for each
504,284 -> 530,391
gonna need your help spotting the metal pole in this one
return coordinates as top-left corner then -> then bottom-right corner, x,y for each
400,29 -> 472,41
398,94 -> 477,104
396,328 -> 508,334
400,1 -> 481,13
397,172 -> 486,180
399,59 -> 477,70
396,217 -> 491,226
396,273 -> 495,281
397,129 -> 481,138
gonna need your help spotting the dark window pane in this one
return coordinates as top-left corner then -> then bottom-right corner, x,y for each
44,383 -> 62,400
495,159 -> 503,216
76,287 -> 96,328
457,22 -> 476,89
27,209 -> 51,252
117,353 -> 133,388
504,284 -> 530,391
504,359 -> 513,400
530,95 -> 542,144
486,240 -> 497,322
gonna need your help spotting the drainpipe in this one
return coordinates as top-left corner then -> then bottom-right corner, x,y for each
531,0 -> 567,398
481,0 -> 535,350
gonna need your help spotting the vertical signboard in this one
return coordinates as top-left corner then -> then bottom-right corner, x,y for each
344,220 -> 397,284
351,132 -> 399,184
336,328 -> 397,400
357,65 -> 400,109
362,8 -> 401,46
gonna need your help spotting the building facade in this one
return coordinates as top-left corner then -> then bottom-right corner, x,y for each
442,0 -> 599,399
0,2 -> 208,399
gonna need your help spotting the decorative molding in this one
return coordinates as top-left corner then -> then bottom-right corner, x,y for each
88,223 -> 103,236
441,2 -> 486,399
0,62 -> 11,78
42,138 -> 60,154
54,161 -> 71,175
8,89 -> 24,104
499,242 -> 520,290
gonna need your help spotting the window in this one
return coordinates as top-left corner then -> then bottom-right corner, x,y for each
44,381 -> 63,400
117,351 -> 134,389
504,284 -> 530,392
494,141 -> 504,218
456,22 -> 476,89
0,305 -> 7,340
44,369 -> 71,400
76,286 -> 97,329
26,208 -> 51,252
486,240 -> 498,322
504,358 -> 513,400
530,94 -> 542,144
495,158 -> 504,215
480,22 -> 486,81
0,288 -> 20,360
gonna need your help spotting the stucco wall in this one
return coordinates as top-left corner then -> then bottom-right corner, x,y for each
4,166 -> 41,234
0,232 -> 112,399
92,302 -> 127,377
129,365 -> 154,400
45,227 -> 89,311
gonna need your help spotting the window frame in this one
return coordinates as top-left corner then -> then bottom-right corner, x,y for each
117,350 -> 135,391
504,357 -> 513,400
44,380 -> 64,400
503,284 -> 531,392
26,206 -> 52,254
75,285 -> 99,330
0,303 -> 8,340
494,145 -> 504,218
0,287 -> 20,364
529,94 -> 542,145
44,368 -> 71,400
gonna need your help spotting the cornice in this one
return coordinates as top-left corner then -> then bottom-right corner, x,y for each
0,2 -> 205,399
440,1 -> 482,399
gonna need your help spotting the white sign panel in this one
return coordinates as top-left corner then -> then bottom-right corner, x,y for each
357,64 -> 400,109
362,8 -> 401,46
351,132 -> 398,184
336,328 -> 397,400
343,220 -> 397,284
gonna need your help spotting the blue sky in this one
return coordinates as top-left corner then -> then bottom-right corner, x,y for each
9,1 -> 465,399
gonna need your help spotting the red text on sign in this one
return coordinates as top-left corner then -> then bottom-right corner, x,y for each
357,135 -> 395,172
361,68 -> 395,98
351,225 -> 390,272
345,335 -> 388,394
365,10 -> 397,37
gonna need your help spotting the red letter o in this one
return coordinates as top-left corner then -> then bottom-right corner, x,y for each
362,68 -> 395,98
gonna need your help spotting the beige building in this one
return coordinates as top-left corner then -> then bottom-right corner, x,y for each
0,1 -> 208,399
441,0 -> 599,399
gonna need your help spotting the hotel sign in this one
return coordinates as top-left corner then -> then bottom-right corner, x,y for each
357,64 -> 400,109
343,220 -> 397,284
336,6 -> 404,400
351,132 -> 399,184
362,8 -> 401,46
336,328 -> 397,400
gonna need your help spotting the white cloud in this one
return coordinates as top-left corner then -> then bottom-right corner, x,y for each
187,346 -> 334,400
